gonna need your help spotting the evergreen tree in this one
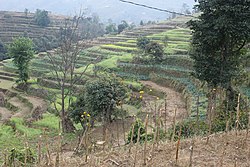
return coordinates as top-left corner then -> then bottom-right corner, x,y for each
7,37 -> 34,83
188,0 -> 250,89
188,0 -> 250,110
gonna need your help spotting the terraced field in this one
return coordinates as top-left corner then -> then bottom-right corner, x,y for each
2,14 -> 249,121
0,11 -> 66,44
0,14 -> 250,164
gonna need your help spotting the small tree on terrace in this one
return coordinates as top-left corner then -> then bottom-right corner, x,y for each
105,19 -> 117,34
24,8 -> 28,18
34,9 -> 50,27
136,37 -> 164,63
84,75 -> 127,123
162,35 -> 169,47
136,36 -> 151,51
70,75 -> 127,133
7,37 -> 34,84
145,41 -> 164,62
118,20 -> 129,34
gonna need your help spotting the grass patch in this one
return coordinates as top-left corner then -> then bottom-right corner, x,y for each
85,46 -> 124,56
122,79 -> 143,91
11,118 -> 42,138
33,113 -> 60,130
97,54 -> 133,69
100,44 -> 137,52
0,125 -> 23,151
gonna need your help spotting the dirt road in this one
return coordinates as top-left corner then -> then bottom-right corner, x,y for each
141,81 -> 188,127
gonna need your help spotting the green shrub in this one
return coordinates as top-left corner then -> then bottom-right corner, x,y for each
169,109 -> 249,140
169,119 -> 208,140
127,118 -> 146,143
127,94 -> 143,109
136,36 -> 151,50
212,110 -> 249,132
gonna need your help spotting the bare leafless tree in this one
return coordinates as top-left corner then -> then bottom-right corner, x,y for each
44,10 -> 99,132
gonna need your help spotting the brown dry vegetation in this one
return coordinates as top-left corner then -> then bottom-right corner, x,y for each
39,130 -> 250,167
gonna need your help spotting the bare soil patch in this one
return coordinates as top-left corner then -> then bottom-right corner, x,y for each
9,97 -> 31,118
0,107 -> 12,122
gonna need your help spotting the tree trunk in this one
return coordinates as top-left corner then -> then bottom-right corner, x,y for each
61,85 -> 66,132
62,115 -> 76,133
61,84 -> 75,133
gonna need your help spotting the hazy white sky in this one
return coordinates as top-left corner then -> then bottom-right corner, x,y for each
0,0 -> 196,22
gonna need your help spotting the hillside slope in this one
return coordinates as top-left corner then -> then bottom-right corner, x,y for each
0,11 -> 66,44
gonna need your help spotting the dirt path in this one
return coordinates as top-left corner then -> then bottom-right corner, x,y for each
0,107 -> 12,122
9,97 -> 31,118
25,95 -> 47,113
141,81 -> 187,127
9,95 -> 47,118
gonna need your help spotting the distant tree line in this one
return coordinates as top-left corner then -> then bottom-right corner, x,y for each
0,39 -> 7,61
105,20 -> 135,34
33,13 -> 106,52
77,14 -> 105,39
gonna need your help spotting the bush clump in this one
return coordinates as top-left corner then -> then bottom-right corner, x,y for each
127,118 -> 147,144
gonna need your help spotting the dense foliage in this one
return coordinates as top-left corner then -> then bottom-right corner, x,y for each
170,108 -> 249,139
0,39 -> 7,60
136,36 -> 151,51
127,118 -> 146,143
105,20 -> 118,34
135,37 -> 164,63
7,37 -> 34,83
118,20 -> 129,34
70,75 -> 128,126
145,41 -> 164,62
188,0 -> 250,89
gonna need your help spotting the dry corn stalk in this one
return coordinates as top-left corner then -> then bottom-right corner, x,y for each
196,96 -> 199,124
152,122 -> 158,152
37,135 -> 42,166
3,149 -> 8,167
129,123 -> 135,153
236,94 -> 241,136
189,139 -> 194,167
134,127 -> 141,167
206,106 -> 214,144
156,119 -> 160,149
143,114 -> 149,166
164,97 -> 167,133
116,120 -> 120,147
24,134 -> 28,167
175,124 -> 182,164
43,129 -> 52,166
85,126 -> 89,162
171,106 -> 177,142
